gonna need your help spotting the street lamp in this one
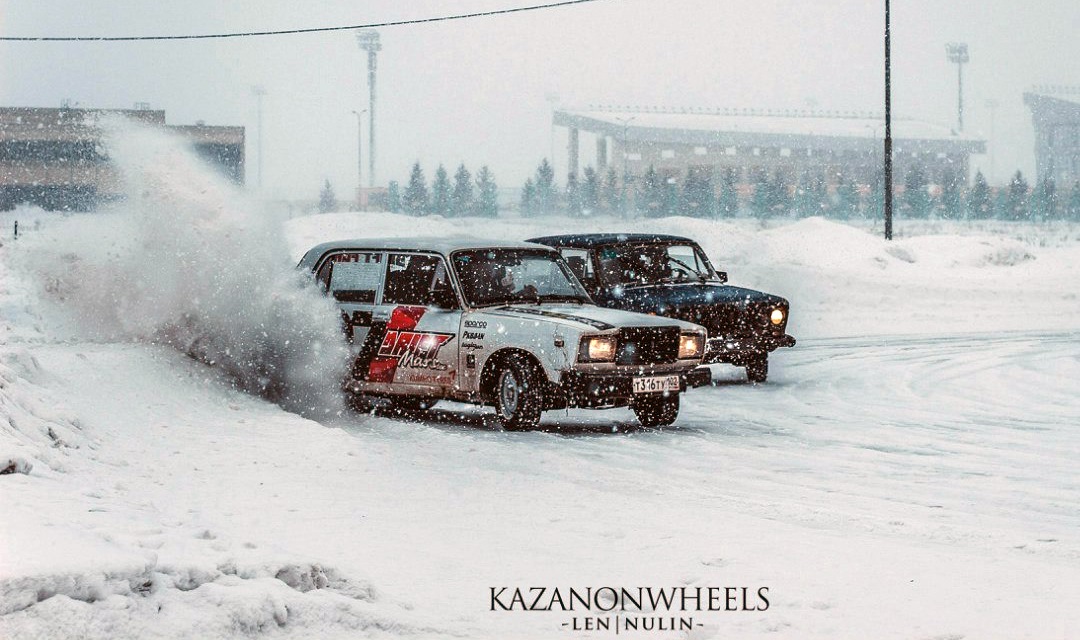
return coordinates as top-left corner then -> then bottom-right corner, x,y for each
884,0 -> 893,240
356,29 -> 381,188
985,98 -> 999,181
251,85 -> 266,189
615,115 -> 635,215
351,109 -> 366,209
946,42 -> 969,132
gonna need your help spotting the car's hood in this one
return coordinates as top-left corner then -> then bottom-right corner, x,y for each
604,284 -> 786,313
486,303 -> 703,332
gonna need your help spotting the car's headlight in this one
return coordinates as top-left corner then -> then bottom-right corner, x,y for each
678,332 -> 704,359
770,308 -> 785,325
579,335 -> 617,362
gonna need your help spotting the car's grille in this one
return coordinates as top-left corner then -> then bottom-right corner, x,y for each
616,327 -> 680,365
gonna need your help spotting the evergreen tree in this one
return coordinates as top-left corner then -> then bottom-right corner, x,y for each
681,169 -> 716,218
794,172 -> 827,218
866,173 -> 884,222
663,176 -> 679,217
566,172 -> 583,217
717,168 -> 739,217
475,165 -> 499,217
834,173 -> 860,220
1030,177 -> 1057,220
993,188 -> 1010,220
967,170 -> 992,220
903,165 -> 931,219
1006,170 -> 1029,221
1068,182 -> 1080,221
751,171 -> 773,218
318,179 -> 337,213
534,159 -> 556,215
403,162 -> 429,215
521,178 -> 536,217
601,167 -> 619,215
450,164 -> 474,217
637,166 -> 664,217
582,166 -> 600,215
939,168 -> 962,220
386,180 -> 403,213
430,164 -> 451,217
770,170 -> 793,217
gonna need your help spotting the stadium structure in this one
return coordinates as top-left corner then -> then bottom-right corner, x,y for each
0,105 -> 244,211
554,106 -> 985,190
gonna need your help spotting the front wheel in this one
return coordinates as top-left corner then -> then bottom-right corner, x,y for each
493,357 -> 544,431
745,355 -> 769,383
633,394 -> 680,428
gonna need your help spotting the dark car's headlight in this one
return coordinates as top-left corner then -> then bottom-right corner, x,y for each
770,308 -> 785,326
678,332 -> 705,359
578,335 -> 617,362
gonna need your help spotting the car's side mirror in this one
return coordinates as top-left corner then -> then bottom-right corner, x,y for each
717,271 -> 728,283
428,285 -> 458,309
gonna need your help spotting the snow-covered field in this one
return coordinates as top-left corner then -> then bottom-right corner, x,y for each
2,132 -> 1079,639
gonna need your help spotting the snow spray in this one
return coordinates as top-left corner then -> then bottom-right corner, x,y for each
13,117 -> 349,417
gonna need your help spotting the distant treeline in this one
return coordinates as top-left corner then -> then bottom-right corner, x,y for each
365,158 -> 1080,221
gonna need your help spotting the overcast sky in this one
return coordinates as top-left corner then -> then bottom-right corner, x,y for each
2,0 -> 1078,199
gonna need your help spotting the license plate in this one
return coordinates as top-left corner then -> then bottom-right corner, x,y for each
632,375 -> 680,394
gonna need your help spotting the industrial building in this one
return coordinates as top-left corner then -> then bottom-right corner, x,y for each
0,106 -> 244,211
553,106 -> 985,190
1024,89 -> 1080,188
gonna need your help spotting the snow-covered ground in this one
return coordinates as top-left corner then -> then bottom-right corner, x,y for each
2,132 -> 1079,639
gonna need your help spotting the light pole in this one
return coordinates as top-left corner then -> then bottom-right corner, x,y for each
615,115 -> 635,215
946,43 -> 969,132
356,30 -> 381,188
985,98 -> 998,181
251,85 -> 266,189
884,0 -> 893,240
351,109 -> 366,209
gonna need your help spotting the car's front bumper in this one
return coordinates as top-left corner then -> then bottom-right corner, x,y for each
554,366 -> 712,409
704,333 -> 796,364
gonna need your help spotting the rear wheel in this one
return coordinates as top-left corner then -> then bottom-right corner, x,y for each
633,394 -> 680,428
745,355 -> 769,383
492,356 -> 544,431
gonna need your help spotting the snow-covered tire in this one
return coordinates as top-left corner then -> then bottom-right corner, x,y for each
633,394 -> 680,428
492,356 -> 544,431
746,356 -> 769,383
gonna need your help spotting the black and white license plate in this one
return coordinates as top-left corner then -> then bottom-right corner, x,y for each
632,375 -> 680,394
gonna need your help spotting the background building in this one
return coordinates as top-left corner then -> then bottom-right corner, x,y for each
1024,88 -> 1080,188
0,106 -> 244,211
554,106 -> 985,191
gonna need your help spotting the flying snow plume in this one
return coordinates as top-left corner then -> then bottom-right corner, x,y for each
17,117 -> 349,416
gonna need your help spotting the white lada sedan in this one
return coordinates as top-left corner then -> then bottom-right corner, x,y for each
297,238 -> 712,430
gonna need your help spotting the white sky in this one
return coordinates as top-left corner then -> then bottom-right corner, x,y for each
2,0 -> 1078,199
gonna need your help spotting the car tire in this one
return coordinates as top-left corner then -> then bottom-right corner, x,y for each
387,397 -> 439,415
633,394 -> 680,428
746,356 -> 769,383
493,356 -> 544,431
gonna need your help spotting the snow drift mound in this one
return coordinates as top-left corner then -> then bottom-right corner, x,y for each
12,119 -> 348,416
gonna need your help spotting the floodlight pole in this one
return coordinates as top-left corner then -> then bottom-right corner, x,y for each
946,43 -> 969,132
884,0 -> 893,241
251,85 -> 266,189
615,115 -> 635,215
351,109 -> 366,209
356,30 -> 381,188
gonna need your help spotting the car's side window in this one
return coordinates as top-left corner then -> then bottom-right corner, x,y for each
383,253 -> 449,306
559,248 -> 593,281
322,252 -> 383,303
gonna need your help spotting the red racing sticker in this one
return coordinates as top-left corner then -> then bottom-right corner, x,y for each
366,306 -> 455,382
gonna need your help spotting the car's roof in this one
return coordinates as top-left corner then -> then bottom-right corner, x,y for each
527,233 -> 696,248
297,236 -> 556,269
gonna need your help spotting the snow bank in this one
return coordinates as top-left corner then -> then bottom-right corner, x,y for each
9,119 -> 349,416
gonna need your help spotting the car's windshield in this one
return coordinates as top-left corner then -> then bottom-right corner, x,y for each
596,243 -> 718,287
452,249 -> 590,307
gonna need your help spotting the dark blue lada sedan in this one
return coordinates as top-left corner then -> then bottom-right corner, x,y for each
528,233 -> 795,382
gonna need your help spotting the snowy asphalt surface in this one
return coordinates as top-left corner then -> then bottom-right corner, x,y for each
6,330 -> 1074,638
